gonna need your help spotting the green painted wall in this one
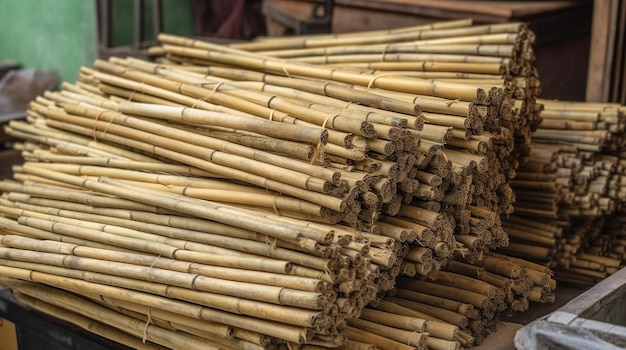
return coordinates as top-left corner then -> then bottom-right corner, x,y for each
0,1 -> 98,83
110,0 -> 194,47
0,0 -> 193,84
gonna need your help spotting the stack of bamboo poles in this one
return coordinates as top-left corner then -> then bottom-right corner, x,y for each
216,19 -> 555,347
288,249 -> 556,350
149,21 -> 553,345
0,19 -> 558,350
0,123 -> 397,348
500,100 -> 626,287
151,19 -> 541,262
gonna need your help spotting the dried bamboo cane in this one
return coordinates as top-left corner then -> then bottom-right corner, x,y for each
212,23 -> 523,51
0,18 -> 561,349
258,42 -> 513,59
116,57 -> 423,119
343,326 -> 416,350
14,165 -> 339,244
347,318 -> 428,349
30,164 -> 331,219
10,292 -> 167,350
0,235 -> 324,293
158,42 -> 500,103
0,264 -> 316,343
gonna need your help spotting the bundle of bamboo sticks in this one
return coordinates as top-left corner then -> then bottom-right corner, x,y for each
0,19 -> 558,349
500,100 -> 626,287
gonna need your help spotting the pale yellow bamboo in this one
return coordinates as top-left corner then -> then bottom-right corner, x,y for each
157,43 -> 500,103
0,246 -> 325,310
5,270 -> 313,345
53,102 -> 338,191
0,259 -> 323,333
9,286 -> 220,350
89,296 -> 234,340
32,112 -> 348,212
108,58 -> 364,145
2,192 -> 335,272
21,151 -> 216,177
326,61 -> 504,75
10,200 -> 334,272
0,180 -> 165,213
135,61 -> 421,118
259,43 -> 514,59
90,61 -> 363,142
222,22 -> 523,51
17,165 -> 340,246
30,163 -> 330,218
0,235 -> 323,293
11,292 -> 167,350
293,52 -> 507,65
6,121 -> 154,162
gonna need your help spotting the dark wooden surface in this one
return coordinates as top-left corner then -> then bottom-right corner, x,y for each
329,0 -> 582,20
585,0 -> 619,102
0,150 -> 22,181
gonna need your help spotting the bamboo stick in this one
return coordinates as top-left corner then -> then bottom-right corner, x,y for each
0,18 -> 564,349
343,326 -> 416,350
0,266 -> 311,343
19,164 -> 345,241
374,301 -> 459,341
0,235 -> 324,292
158,43 -> 500,103
346,318 -> 427,349
11,292 -> 168,350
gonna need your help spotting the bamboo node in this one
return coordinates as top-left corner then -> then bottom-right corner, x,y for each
235,297 -> 242,315
283,66 -> 291,78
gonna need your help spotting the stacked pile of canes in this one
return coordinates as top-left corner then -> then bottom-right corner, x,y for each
0,19 -> 555,350
501,99 -> 626,287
